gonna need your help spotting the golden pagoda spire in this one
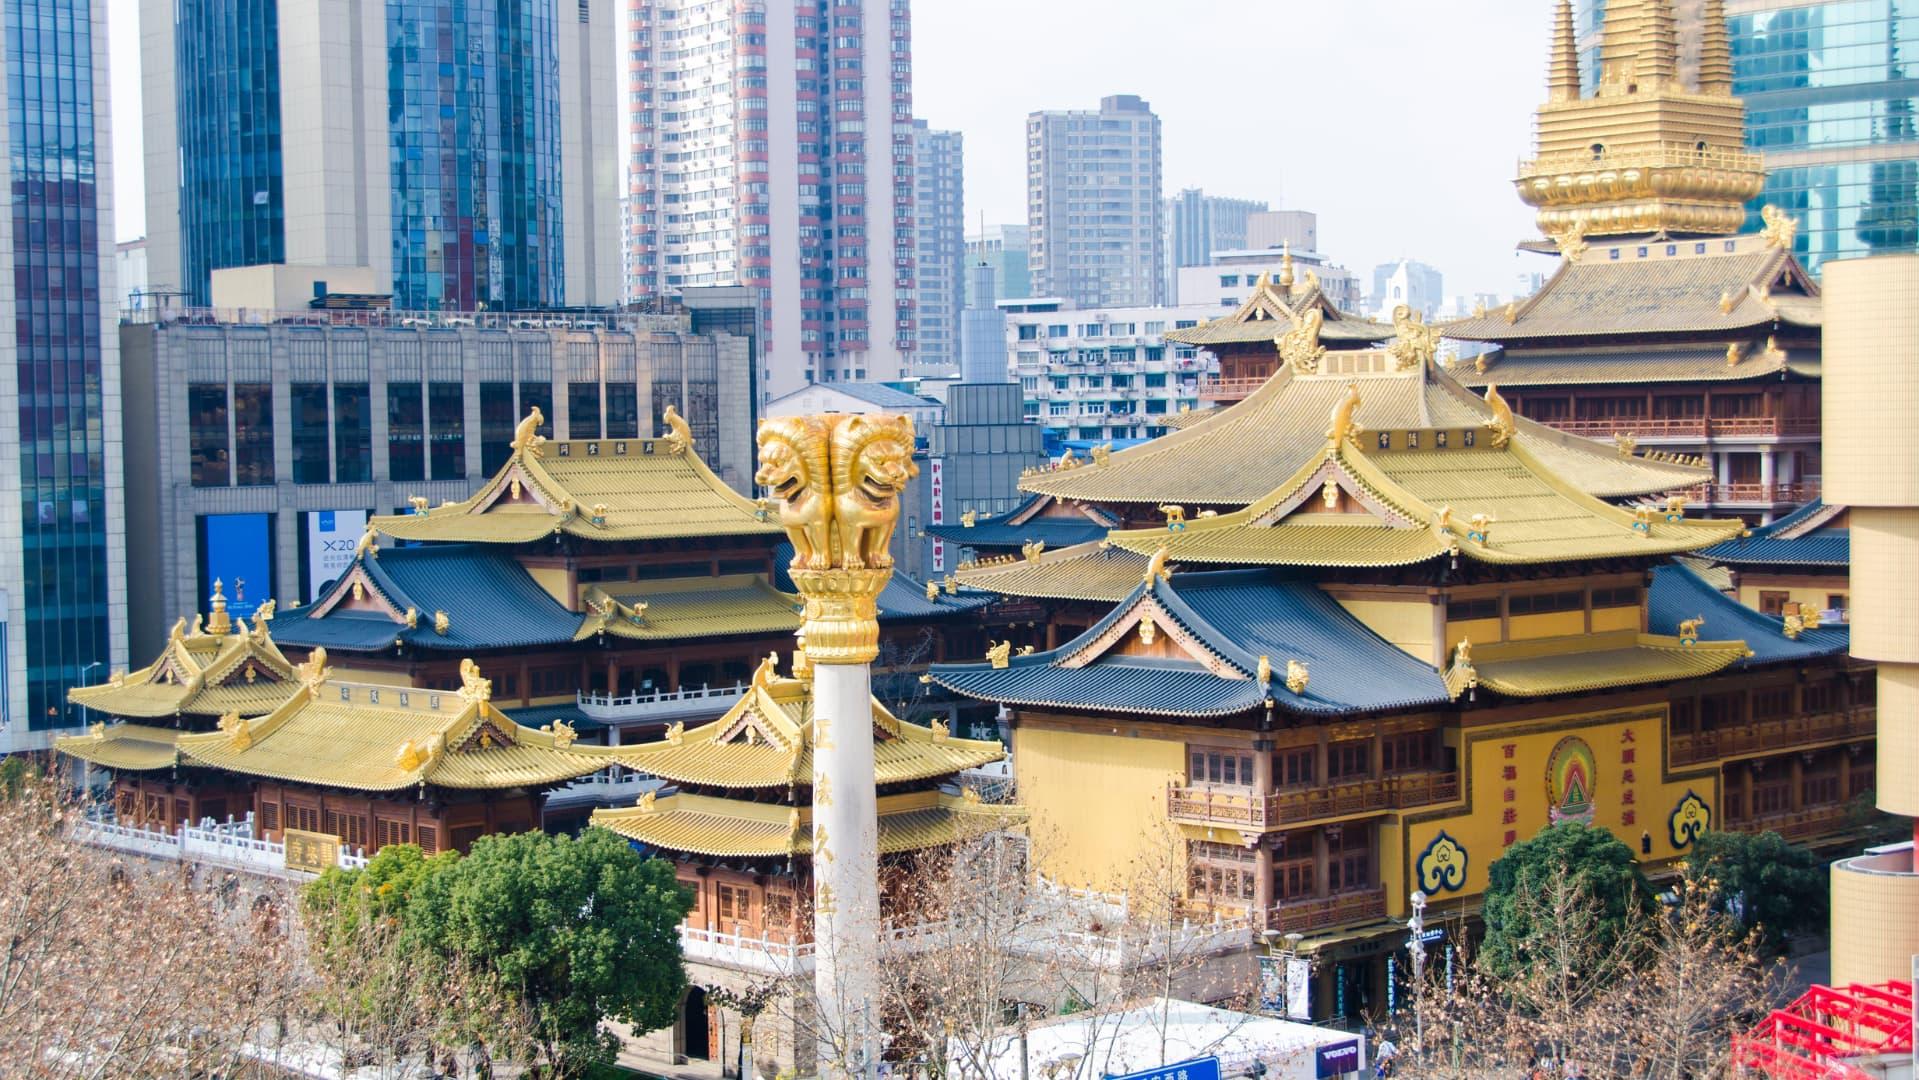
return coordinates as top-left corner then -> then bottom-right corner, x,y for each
1697,0 -> 1734,95
1638,0 -> 1680,89
1278,242 -> 1295,291
1598,0 -> 1646,92
206,579 -> 232,636
1547,0 -> 1579,103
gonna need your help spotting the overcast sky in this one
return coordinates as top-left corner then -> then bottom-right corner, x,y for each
108,0 -> 1551,302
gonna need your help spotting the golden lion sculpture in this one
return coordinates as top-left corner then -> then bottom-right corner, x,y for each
756,416 -> 835,569
830,414 -> 918,570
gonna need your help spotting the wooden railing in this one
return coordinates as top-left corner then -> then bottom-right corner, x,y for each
1721,804 -> 1856,844
1536,416 -> 1822,440
1670,707 -> 1876,767
1197,376 -> 1271,402
1267,886 -> 1388,934
1167,772 -> 1460,830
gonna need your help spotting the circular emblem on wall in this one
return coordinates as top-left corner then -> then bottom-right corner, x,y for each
1544,736 -> 1597,825
1668,789 -> 1711,849
1415,830 -> 1469,893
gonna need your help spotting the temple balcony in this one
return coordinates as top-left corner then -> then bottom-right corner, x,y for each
1266,885 -> 1388,935
1536,416 -> 1822,441
577,682 -> 749,725
1670,706 -> 1876,767
1721,802 -> 1859,845
1197,375 -> 1270,404
1680,481 -> 1823,508
1166,772 -> 1461,831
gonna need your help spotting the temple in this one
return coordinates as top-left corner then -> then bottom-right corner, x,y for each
1440,0 -> 1823,523
1699,499 -> 1851,620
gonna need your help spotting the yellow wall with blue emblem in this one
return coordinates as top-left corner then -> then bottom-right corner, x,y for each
1396,705 -> 1719,915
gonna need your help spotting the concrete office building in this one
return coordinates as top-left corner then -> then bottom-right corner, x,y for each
1165,189 -> 1267,301
1177,250 -> 1364,315
0,0 -> 126,751
1027,95 -> 1165,309
960,261 -> 1009,385
912,122 -> 965,374
1003,298 -> 1219,446
626,0 -> 917,397
965,224 -> 1031,306
1245,209 -> 1319,253
117,239 -> 149,314
1578,0 -> 1919,274
141,0 -> 620,311
116,296 -> 759,667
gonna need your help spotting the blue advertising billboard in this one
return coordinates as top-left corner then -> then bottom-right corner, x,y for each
200,513 -> 273,623
1110,1057 -> 1221,1080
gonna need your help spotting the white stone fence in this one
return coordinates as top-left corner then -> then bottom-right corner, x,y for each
73,809 -> 369,879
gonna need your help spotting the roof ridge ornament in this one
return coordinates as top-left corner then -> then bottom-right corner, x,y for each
1143,545 -> 1172,584
1483,385 -> 1517,449
1284,660 -> 1310,695
1326,382 -> 1363,446
294,646 -> 331,699
661,404 -> 694,455
1278,242 -> 1295,291
1388,305 -> 1441,371
354,524 -> 379,561
1549,220 -> 1588,262
457,657 -> 492,704
1760,205 -> 1799,250
510,406 -> 546,459
1276,307 -> 1326,374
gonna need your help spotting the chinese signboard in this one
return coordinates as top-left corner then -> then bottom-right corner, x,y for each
1110,1056 -> 1221,1080
284,828 -> 341,875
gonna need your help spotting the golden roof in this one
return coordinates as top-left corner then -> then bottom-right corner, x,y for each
953,542 -> 1150,603
55,723 -> 183,771
68,595 -> 295,719
1471,631 -> 1748,697
577,575 -> 802,642
1161,406 -> 1219,431
1161,275 -> 1388,348
591,789 -> 1021,859
1020,352 -> 1707,505
1452,341 -> 1801,388
169,661 -> 623,792
372,409 -> 777,545
1103,430 -> 1742,568
608,669 -> 1005,790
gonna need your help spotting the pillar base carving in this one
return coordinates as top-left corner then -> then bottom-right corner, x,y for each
790,566 -> 893,666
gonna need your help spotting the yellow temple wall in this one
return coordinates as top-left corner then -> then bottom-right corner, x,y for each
1014,721 -> 1184,892
1396,705 -> 1712,918
1445,617 -> 1502,652
1734,581 -> 1847,616
1590,607 -> 1640,634
1334,597 -> 1438,665
526,565 -> 574,608
1508,611 -> 1588,641
331,665 -> 416,687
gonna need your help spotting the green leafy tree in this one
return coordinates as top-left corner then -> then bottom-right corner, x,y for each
1684,829 -> 1826,951
409,827 -> 693,1074
1481,822 -> 1652,982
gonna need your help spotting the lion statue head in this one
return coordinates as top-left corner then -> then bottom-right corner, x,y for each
755,416 -> 829,503
832,414 -> 918,502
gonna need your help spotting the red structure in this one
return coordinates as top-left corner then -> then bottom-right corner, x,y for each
1733,980 -> 1914,1078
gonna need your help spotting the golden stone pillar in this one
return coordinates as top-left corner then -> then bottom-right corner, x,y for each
757,413 -> 918,1078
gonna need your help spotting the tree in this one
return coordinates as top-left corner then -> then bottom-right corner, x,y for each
1481,823 -> 1651,983
408,827 -> 693,1074
1684,830 -> 1826,951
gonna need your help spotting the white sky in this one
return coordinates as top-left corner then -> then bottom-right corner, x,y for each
107,0 -> 1551,301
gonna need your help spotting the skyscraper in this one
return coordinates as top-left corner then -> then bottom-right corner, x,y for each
1577,0 -> 1919,273
1027,94 -> 1164,308
625,0 -> 917,399
0,0 -> 126,749
1165,189 -> 1266,301
912,121 -> 964,374
964,224 -> 1030,305
143,0 -> 620,310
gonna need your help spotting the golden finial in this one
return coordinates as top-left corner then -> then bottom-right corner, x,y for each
961,786 -> 982,806
1725,342 -> 1744,368
88,720 -> 105,738
294,646 -> 332,697
1719,289 -> 1736,314
1678,616 -> 1705,644
456,657 -> 492,703
1482,385 -> 1516,449
1467,513 -> 1496,546
1470,300 -> 1488,319
254,598 -> 275,626
1278,242 -> 1295,291
219,711 -> 253,751
942,574 -> 957,596
108,667 -> 125,688
511,406 -> 546,458
395,739 -> 427,771
1783,612 -> 1804,640
548,719 -> 577,747
753,652 -> 777,688
638,789 -> 658,813
960,508 -> 977,528
206,579 -> 233,636
661,404 -> 693,454
986,641 -> 1012,669
1017,644 -> 1036,656
404,607 -> 419,630
1760,205 -> 1799,250
1388,305 -> 1440,371
1452,638 -> 1472,668
590,503 -> 608,525
1503,301 -> 1517,325
1090,443 -> 1111,466
1548,220 -> 1588,262
1159,504 -> 1187,529
1284,660 -> 1310,695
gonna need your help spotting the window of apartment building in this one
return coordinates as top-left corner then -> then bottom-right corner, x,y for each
1144,373 -> 1166,388
189,384 -> 230,487
1326,827 -> 1372,893
606,383 -> 640,439
1190,747 -> 1255,788
479,383 -> 516,475
1189,841 -> 1256,904
1327,740 -> 1371,781
1017,324 -> 1039,340
428,383 -> 464,481
1381,730 -> 1437,773
1047,324 -> 1068,338
1276,746 -> 1315,788
333,384 -> 372,484
388,383 -> 426,483
291,383 -> 330,484
233,384 -> 275,486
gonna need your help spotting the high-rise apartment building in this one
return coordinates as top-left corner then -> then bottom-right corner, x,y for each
1244,209 -> 1318,253
626,0 -> 917,398
964,224 -> 1031,305
1165,189 -> 1266,301
1027,95 -> 1165,309
0,0 -> 126,749
1578,0 -> 1919,273
912,121 -> 964,374
142,0 -> 620,311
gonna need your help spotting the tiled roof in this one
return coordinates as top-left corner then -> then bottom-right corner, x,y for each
270,544 -> 586,652
929,569 -> 1453,718
1471,633 -> 1747,698
608,671 -> 1005,789
373,432 -> 777,545
581,574 -> 803,642
1699,500 -> 1849,568
1647,562 -> 1848,665
954,542 -> 1150,603
55,723 -> 182,771
161,673 -> 623,792
1019,355 -> 1706,505
1162,279 -> 1389,346
1162,407 -> 1219,430
1103,436 -> 1743,569
875,574 -> 996,620
1441,242 -> 1820,343
68,617 -> 297,720
815,382 -> 942,410
925,494 -> 1118,548
591,790 -> 1020,859
1450,342 -> 1800,387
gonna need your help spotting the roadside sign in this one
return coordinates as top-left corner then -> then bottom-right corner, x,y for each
1108,1056 -> 1221,1080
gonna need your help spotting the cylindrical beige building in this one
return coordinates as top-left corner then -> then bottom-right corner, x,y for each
1822,253 -> 1919,986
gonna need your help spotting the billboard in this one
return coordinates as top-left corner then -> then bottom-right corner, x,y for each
305,509 -> 367,601
201,514 -> 273,623
929,458 -> 945,573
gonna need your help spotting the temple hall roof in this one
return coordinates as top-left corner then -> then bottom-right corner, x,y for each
68,589 -> 296,720
56,723 -> 184,772
1441,236 -> 1819,344
607,665 -> 1006,790
1648,561 -> 1848,665
953,542 -> 1151,603
372,413 -> 777,546
1466,632 -> 1747,698
925,494 -> 1119,549
592,790 -> 1020,859
1162,273 -> 1389,348
1017,352 -> 1708,506
929,569 -> 1455,719
1450,340 -> 1805,388
579,575 -> 803,642
1698,500 -> 1849,569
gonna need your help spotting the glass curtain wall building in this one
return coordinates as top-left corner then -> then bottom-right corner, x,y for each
1,0 -> 127,748
175,0 -> 284,306
1578,0 -> 1919,273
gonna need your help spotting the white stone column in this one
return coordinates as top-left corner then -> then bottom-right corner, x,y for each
809,657 -> 882,1075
